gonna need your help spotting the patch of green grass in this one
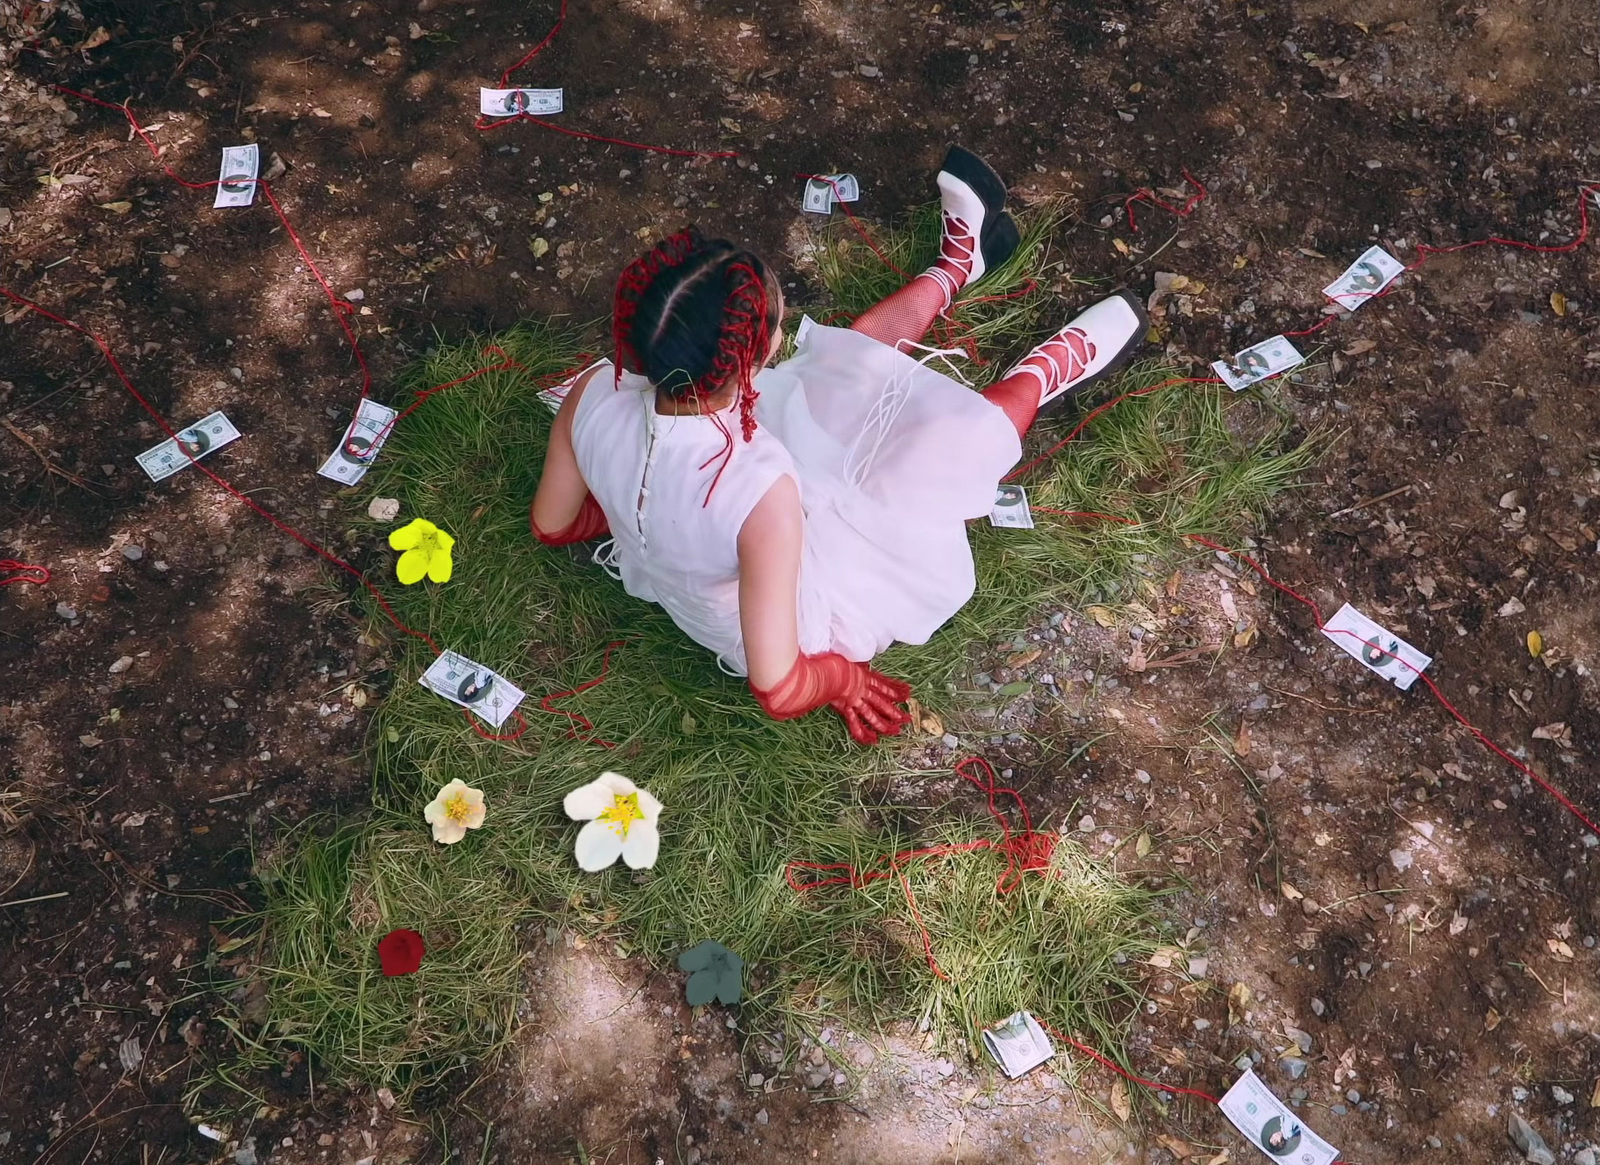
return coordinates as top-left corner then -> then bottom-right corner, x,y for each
229,203 -> 1317,1103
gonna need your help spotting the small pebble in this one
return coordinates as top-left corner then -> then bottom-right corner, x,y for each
857,64 -> 880,77
343,288 -> 365,302
108,655 -> 134,674
754,1109 -> 768,1126
56,602 -> 78,620
748,1073 -> 764,1088
1330,1104 -> 1347,1116
121,544 -> 144,561
1552,1085 -> 1574,1105
1346,1089 -> 1361,1103
367,496 -> 401,522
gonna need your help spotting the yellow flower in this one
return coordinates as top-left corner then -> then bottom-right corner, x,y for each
423,778 -> 486,844
563,772 -> 663,871
388,518 -> 455,585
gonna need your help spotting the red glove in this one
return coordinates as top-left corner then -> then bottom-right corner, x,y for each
751,652 -> 912,746
531,494 -> 610,547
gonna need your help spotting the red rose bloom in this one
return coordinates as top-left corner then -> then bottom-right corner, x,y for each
377,928 -> 425,976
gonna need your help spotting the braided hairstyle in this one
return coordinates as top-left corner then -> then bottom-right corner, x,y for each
613,228 -> 781,445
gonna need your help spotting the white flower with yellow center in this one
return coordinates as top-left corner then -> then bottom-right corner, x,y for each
423,778 -> 487,844
563,771 -> 663,871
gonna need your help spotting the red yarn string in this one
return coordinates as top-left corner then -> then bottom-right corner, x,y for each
1,561 -> 51,587
538,639 -> 624,747
1184,535 -> 1600,837
472,0 -> 736,159
1123,169 -> 1208,233
787,756 -> 1059,980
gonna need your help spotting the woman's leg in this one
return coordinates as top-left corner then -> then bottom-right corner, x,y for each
849,147 -> 1019,349
982,292 -> 1150,438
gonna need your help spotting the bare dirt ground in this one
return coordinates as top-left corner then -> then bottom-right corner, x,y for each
3,0 -> 1599,1163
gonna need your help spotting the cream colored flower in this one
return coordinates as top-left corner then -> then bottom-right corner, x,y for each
563,771 -> 663,871
423,778 -> 486,844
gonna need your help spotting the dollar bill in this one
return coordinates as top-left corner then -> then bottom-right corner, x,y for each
829,173 -> 860,202
794,313 -> 818,349
801,173 -> 860,215
1323,245 -> 1404,312
981,1011 -> 1054,1079
419,651 -> 526,729
802,177 -> 835,214
988,484 -> 1035,529
317,398 -> 399,485
1320,602 -> 1432,692
536,359 -> 609,414
1211,335 -> 1305,392
213,144 -> 259,209
479,88 -> 564,117
136,411 -> 241,482
1218,1068 -> 1339,1165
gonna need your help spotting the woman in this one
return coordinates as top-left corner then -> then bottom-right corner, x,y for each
531,147 -> 1147,745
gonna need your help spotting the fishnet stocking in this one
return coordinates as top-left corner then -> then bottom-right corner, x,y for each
848,271 -> 951,348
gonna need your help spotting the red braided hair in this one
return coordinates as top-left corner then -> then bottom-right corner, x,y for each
609,231 -> 777,502
612,227 -> 702,381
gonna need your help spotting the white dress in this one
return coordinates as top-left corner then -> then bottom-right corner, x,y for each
568,323 -> 1022,675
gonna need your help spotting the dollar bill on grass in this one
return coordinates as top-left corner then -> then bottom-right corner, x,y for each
536,359 -> 609,414
1323,245 -> 1404,312
988,483 -> 1035,529
1211,335 -> 1306,392
1218,1068 -> 1338,1165
317,398 -> 399,485
1320,602 -> 1432,692
981,1011 -> 1055,1079
213,144 -> 260,209
419,651 -> 526,729
136,411 -> 241,482
479,88 -> 564,117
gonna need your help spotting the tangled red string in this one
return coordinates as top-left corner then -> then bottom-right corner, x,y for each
786,756 -> 1058,980
472,0 -> 736,159
1,561 -> 51,587
1123,169 -> 1209,233
538,639 -> 624,748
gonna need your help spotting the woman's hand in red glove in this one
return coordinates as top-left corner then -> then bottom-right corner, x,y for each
751,651 -> 913,746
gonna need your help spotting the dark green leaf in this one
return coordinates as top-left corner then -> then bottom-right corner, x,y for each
684,969 -> 718,1007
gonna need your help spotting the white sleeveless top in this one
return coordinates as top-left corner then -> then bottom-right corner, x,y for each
570,365 -> 814,675
569,327 -> 1022,676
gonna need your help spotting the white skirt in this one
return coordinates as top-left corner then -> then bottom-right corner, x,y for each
753,323 -> 1022,661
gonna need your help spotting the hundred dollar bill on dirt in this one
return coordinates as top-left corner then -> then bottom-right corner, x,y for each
1320,602 -> 1432,692
213,144 -> 259,209
419,651 -> 526,729
1219,1068 -> 1339,1165
981,1011 -> 1055,1078
479,88 -> 564,117
317,398 -> 399,484
1323,245 -> 1404,312
1211,335 -> 1306,392
136,411 -> 241,482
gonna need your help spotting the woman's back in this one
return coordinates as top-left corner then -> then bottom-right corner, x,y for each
570,366 -> 798,674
